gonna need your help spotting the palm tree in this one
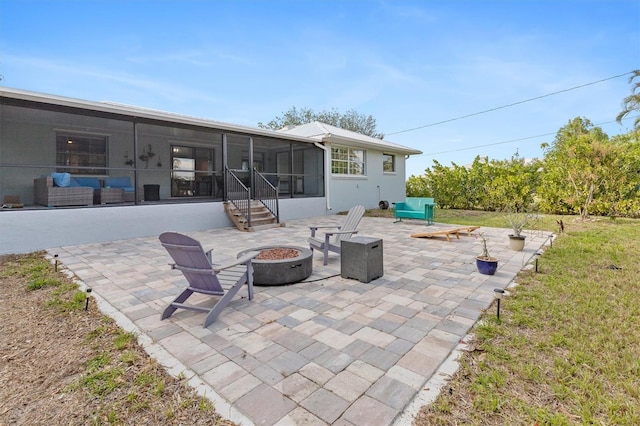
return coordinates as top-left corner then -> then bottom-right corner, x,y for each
616,69 -> 640,132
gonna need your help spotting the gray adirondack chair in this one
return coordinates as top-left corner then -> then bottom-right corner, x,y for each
159,232 -> 259,327
308,205 -> 365,265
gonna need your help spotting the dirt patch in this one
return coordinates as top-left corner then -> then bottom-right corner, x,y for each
0,253 -> 235,425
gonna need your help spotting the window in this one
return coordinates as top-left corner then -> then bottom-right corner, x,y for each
241,150 -> 264,171
56,133 -> 108,175
331,146 -> 365,176
383,154 -> 395,173
171,145 -> 214,197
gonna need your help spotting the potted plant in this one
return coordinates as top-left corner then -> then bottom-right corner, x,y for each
505,210 -> 535,251
475,233 -> 498,275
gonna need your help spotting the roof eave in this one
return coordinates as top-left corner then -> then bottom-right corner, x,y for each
0,87 -> 315,144
320,133 -> 422,155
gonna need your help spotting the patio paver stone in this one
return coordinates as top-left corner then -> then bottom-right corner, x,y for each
53,216 -> 550,425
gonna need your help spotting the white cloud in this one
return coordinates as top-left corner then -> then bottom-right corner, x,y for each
2,53 -> 226,106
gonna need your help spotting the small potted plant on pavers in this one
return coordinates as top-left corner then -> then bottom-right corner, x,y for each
475,232 -> 498,275
505,210 -> 537,251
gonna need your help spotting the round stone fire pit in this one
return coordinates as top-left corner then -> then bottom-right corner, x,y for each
237,245 -> 312,286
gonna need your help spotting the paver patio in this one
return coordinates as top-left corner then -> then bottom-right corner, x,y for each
52,215 -> 551,425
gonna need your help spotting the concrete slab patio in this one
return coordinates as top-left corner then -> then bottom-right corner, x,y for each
51,216 -> 552,425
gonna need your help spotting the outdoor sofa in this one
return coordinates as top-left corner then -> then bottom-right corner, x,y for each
74,177 -> 124,204
103,176 -> 135,202
33,173 -> 134,207
34,176 -> 94,207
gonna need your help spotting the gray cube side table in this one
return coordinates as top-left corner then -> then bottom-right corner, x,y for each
340,236 -> 383,283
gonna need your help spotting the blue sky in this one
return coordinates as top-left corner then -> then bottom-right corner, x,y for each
1,0 -> 639,177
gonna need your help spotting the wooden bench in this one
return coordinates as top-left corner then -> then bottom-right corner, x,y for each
394,197 -> 437,225
411,226 -> 480,242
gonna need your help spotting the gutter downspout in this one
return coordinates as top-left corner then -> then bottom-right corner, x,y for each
313,142 -> 331,211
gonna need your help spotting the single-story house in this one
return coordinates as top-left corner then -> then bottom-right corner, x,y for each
278,122 -> 420,213
0,87 -> 421,254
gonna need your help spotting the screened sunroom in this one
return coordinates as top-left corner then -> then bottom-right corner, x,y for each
0,88 -> 324,209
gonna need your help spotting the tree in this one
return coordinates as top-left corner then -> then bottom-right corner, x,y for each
590,132 -> 640,217
466,156 -> 494,210
616,69 -> 640,133
406,174 -> 431,197
258,107 -> 384,139
538,117 -> 613,219
423,160 -> 476,209
413,154 -> 540,211
483,153 -> 541,212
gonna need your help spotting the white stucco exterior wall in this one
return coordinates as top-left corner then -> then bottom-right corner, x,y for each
0,197 -> 326,255
278,122 -> 420,214
327,147 -> 409,213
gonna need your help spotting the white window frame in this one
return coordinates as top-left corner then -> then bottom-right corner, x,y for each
331,146 -> 366,176
383,153 -> 396,173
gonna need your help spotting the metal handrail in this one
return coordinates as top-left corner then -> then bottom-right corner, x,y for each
225,168 -> 251,227
253,169 -> 280,223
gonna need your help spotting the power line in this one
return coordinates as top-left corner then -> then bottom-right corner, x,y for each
418,116 -> 638,157
420,131 -> 556,156
388,71 -> 634,136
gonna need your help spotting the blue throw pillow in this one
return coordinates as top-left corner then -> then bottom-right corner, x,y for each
51,172 -> 71,187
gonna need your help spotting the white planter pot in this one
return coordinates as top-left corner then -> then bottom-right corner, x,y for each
508,235 -> 526,251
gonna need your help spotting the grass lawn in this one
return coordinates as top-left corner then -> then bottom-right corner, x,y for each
366,205 -> 565,233
400,209 -> 640,425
